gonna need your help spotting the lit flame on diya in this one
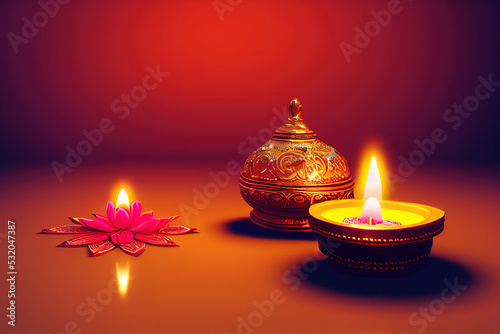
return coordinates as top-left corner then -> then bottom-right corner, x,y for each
362,157 -> 383,225
342,156 -> 400,227
363,157 -> 382,201
116,261 -> 130,296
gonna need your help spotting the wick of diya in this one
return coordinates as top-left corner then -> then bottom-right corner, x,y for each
342,157 -> 401,227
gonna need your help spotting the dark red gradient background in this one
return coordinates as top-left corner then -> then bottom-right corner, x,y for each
1,0 -> 499,168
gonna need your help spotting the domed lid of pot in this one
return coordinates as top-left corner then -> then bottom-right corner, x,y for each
240,99 -> 353,187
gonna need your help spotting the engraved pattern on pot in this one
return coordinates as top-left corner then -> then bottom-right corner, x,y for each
243,140 -> 351,184
251,210 -> 309,227
240,186 -> 354,211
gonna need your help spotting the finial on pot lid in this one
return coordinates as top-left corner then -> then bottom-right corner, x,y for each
273,99 -> 317,140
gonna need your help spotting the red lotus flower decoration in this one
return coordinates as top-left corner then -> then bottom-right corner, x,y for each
40,190 -> 197,257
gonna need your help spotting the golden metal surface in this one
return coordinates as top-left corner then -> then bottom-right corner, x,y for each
273,99 -> 317,140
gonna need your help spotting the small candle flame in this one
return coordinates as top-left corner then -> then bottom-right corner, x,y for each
116,262 -> 130,297
363,156 -> 382,200
116,189 -> 130,211
362,156 -> 383,224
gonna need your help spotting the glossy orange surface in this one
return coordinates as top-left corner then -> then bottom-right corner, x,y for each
0,163 -> 499,334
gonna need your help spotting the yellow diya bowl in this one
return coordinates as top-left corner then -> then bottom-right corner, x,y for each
308,199 -> 445,276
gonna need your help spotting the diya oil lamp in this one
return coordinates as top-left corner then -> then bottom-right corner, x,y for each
308,157 -> 445,276
240,99 -> 354,231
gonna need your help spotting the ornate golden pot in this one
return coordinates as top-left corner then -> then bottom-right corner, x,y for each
239,99 -> 354,231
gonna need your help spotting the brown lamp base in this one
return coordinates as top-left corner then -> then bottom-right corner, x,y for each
316,235 -> 433,277
249,210 -> 311,231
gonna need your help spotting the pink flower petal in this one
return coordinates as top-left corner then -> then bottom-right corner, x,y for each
58,233 -> 111,246
93,214 -> 118,231
39,225 -> 94,234
106,201 -> 116,225
110,234 -> 119,245
129,218 -> 159,233
110,230 -> 135,245
160,225 -> 197,235
155,215 -> 179,232
119,240 -> 146,256
135,233 -> 177,246
88,240 -> 116,257
114,208 -> 131,229
127,202 -> 142,230
139,211 -> 153,223
79,218 -> 117,232
69,217 -> 83,225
